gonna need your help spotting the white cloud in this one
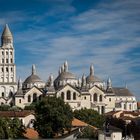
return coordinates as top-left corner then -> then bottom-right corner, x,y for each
4,0 -> 139,99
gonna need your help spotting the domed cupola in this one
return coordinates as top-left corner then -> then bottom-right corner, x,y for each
23,64 -> 45,89
54,61 -> 78,88
86,64 -> 103,88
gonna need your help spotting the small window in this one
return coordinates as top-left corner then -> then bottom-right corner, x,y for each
109,98 -> 111,102
19,99 -> 21,103
129,104 -> 131,110
6,67 -> 8,72
28,95 -> 31,102
84,96 -> 86,100
99,95 -> 102,102
11,59 -> 13,63
2,59 -> 4,63
94,93 -> 97,102
10,52 -> 12,55
6,59 -> 8,63
33,93 -> 37,102
1,68 -> 3,72
2,51 -> 4,55
124,104 -> 126,110
67,90 -> 71,100
73,92 -> 76,100
2,92 -> 4,97
61,92 -> 64,100
11,67 -> 13,72
6,52 -> 8,55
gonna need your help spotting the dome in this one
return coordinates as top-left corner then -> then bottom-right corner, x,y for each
86,75 -> 102,84
23,74 -> 43,84
23,64 -> 45,89
86,64 -> 102,84
55,71 -> 76,81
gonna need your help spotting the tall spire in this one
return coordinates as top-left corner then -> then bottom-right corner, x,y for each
107,77 -> 112,89
61,65 -> 64,73
64,61 -> 68,72
82,74 -> 86,86
59,67 -> 61,75
50,74 -> 54,86
18,77 -> 22,90
1,24 -> 13,46
90,64 -> 94,75
32,64 -> 36,75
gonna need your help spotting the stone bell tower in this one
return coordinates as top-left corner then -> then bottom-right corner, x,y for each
0,24 -> 17,98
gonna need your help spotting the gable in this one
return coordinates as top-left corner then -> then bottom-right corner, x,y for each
56,84 -> 81,95
25,86 -> 43,96
88,86 -> 104,95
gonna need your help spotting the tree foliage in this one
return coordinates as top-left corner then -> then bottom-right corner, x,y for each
74,108 -> 105,128
0,117 -> 25,139
0,104 -> 10,111
34,96 -> 73,138
78,126 -> 98,138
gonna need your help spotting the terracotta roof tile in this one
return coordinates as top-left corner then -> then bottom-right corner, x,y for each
0,110 -> 34,117
23,128 -> 39,139
72,118 -> 88,127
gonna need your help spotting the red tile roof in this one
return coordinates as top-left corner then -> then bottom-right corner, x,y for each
0,110 -> 34,117
23,128 -> 39,139
72,118 -> 88,127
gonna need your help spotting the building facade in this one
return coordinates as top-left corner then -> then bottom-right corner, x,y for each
0,25 -> 138,113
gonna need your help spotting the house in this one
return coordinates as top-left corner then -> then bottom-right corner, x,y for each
0,110 -> 35,127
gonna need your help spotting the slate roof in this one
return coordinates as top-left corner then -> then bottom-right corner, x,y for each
113,87 -> 134,96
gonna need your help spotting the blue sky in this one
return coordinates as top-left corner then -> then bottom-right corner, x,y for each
0,0 -> 140,100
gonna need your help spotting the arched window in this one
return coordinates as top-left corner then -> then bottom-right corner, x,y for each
99,95 -> 102,102
67,90 -> 71,100
2,92 -> 4,97
2,59 -> 4,63
94,93 -> 97,102
124,104 -> 126,110
28,95 -> 31,102
1,68 -> 3,72
129,104 -> 131,110
33,93 -> 37,102
6,59 -> 8,63
73,92 -> 76,100
6,67 -> 8,72
39,95 -> 42,101
61,92 -> 64,100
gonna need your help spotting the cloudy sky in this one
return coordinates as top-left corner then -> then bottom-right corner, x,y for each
0,0 -> 140,99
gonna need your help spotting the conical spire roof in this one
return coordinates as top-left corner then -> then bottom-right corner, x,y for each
2,24 -> 12,38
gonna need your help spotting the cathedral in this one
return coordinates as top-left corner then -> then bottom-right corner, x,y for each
0,24 -> 137,114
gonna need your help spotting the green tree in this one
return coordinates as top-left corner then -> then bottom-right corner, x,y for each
34,96 -> 73,138
0,117 -> 25,139
74,108 -> 105,128
9,118 -> 25,139
0,104 -> 10,111
77,126 -> 98,138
